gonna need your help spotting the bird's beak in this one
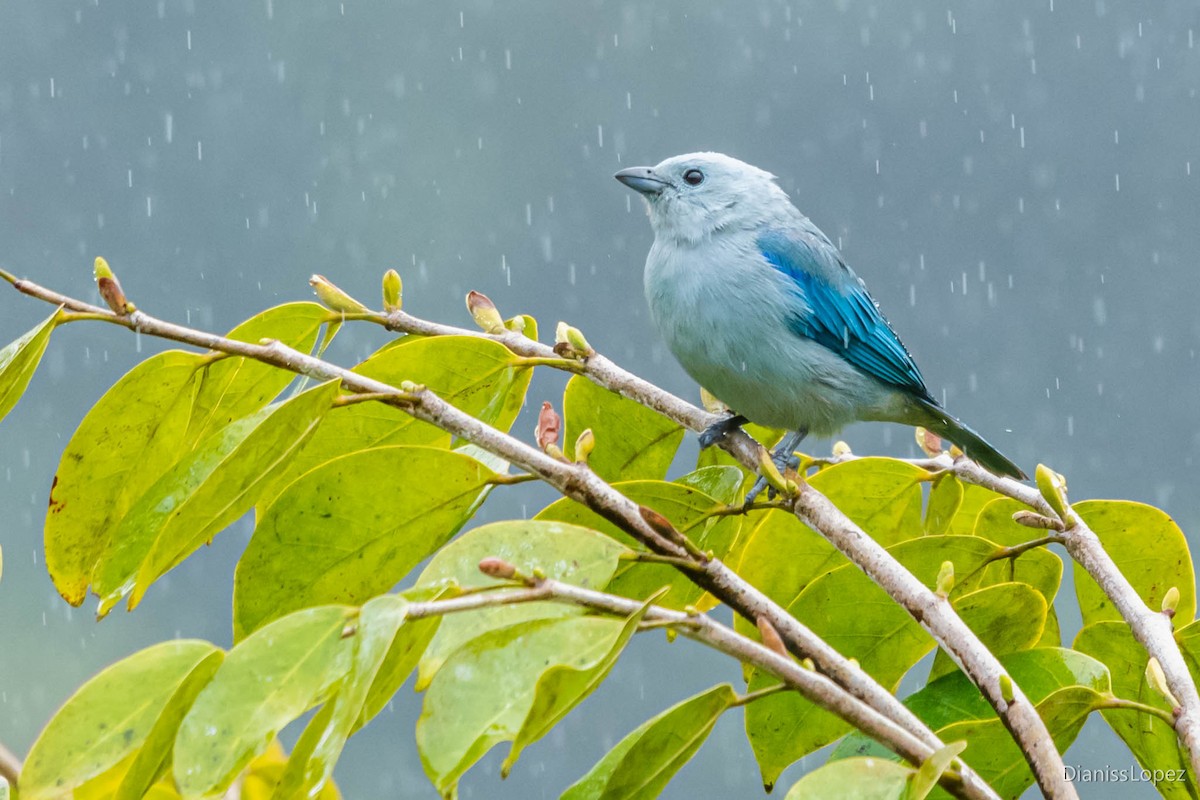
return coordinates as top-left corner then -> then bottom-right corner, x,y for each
614,166 -> 671,196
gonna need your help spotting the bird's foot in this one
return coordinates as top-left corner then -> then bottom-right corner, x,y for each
698,413 -> 748,449
743,451 -> 802,506
743,429 -> 808,508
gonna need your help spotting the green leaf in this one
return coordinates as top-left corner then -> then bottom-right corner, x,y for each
275,594 -> 418,798
414,520 -> 627,690
506,600 -> 652,773
561,684 -> 738,800
416,614 -> 642,797
745,536 -> 1061,788
1072,500 -> 1196,627
911,741 -> 969,800
0,307 -> 59,423
89,381 -> 338,614
20,640 -> 221,800
260,335 -> 532,504
535,476 -> 738,609
561,374 -> 684,481
808,458 -> 926,546
928,583 -> 1047,682
356,586 -> 447,729
1080,621 -> 1194,799
973,497 -> 1043,546
234,445 -> 495,639
731,509 -> 842,610
783,758 -> 913,799
745,551 -> 934,788
174,606 -> 356,798
45,303 -> 335,607
924,473 -> 963,535
946,483 -> 1005,536
834,648 -> 1110,798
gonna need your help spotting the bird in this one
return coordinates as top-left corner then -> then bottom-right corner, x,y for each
614,152 -> 1025,496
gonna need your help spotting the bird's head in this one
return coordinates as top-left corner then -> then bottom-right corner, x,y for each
615,152 -> 792,244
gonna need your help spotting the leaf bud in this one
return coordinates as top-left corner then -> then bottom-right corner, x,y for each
94,257 -> 135,315
310,274 -> 368,314
999,673 -> 1015,704
466,290 -> 505,333
699,387 -> 729,414
478,557 -> 518,581
935,560 -> 955,598
915,426 -> 943,458
831,440 -> 853,458
574,428 -> 595,464
1146,657 -> 1180,707
535,401 -> 561,452
553,321 -> 595,358
1034,463 -> 1070,519
1162,586 -> 1181,618
382,269 -> 403,312
756,616 -> 787,658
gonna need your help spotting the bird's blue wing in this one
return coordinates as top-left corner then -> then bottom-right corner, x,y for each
758,229 -> 932,399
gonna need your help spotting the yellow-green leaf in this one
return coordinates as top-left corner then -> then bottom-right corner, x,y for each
562,374 -> 684,481
20,640 -> 222,800
234,445 -> 495,639
89,381 -> 338,615
175,606 -> 356,798
415,520 -> 627,690
46,303 -> 335,606
260,335 -> 532,505
562,684 -> 738,800
0,307 -> 59,423
924,473 -> 963,535
783,757 -> 913,799
416,615 -> 639,797
928,583 -> 1047,682
808,457 -> 926,546
1072,500 -> 1196,627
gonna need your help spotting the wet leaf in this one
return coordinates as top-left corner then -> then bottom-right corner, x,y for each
1072,500 -> 1195,627
562,684 -> 739,800
174,606 -> 356,798
414,520 -> 627,689
561,374 -> 684,481
234,445 -> 494,639
928,583 -> 1047,682
416,613 -> 644,797
924,473 -> 963,535
21,641 -> 221,800
808,457 -> 926,546
0,307 -> 59,423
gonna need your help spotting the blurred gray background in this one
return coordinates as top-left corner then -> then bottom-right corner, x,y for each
2,1 -> 1198,797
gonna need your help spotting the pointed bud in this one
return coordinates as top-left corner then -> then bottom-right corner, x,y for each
504,315 -> 526,334
699,387 -> 729,414
935,560 -> 955,598
756,616 -> 788,658
915,427 -> 943,458
310,274 -> 368,314
639,505 -> 681,541
1146,657 -> 1180,707
478,557 -> 518,581
574,428 -> 595,464
341,622 -> 359,639
999,674 -> 1015,704
535,401 -> 561,452
948,443 -> 964,459
847,657 -> 860,670
757,448 -> 791,496
1035,464 -> 1070,519
466,290 -> 505,333
684,604 -> 700,616
1011,510 -> 1065,531
831,440 -> 853,458
94,257 -> 135,315
800,658 -> 815,671
553,321 -> 595,358
1162,587 -> 1181,618
382,269 -> 403,312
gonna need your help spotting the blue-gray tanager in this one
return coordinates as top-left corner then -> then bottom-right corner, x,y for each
615,152 -> 1024,489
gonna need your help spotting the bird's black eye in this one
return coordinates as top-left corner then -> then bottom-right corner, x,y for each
683,168 -> 704,186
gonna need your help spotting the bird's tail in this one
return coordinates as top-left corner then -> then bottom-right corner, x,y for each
912,398 -> 1027,480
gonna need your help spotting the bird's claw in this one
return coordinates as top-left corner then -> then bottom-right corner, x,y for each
743,451 -> 801,507
698,413 -> 748,449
